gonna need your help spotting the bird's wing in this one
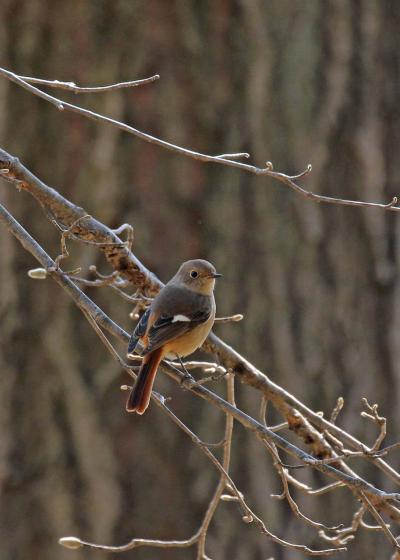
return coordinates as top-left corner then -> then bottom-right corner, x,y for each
143,307 -> 212,355
127,307 -> 151,354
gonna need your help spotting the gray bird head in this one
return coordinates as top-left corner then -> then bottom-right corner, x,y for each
174,259 -> 221,294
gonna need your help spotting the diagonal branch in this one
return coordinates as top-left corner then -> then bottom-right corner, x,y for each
1,147 -> 399,490
2,201 -> 400,552
195,373 -> 236,559
2,66 -> 400,556
1,66 -> 400,213
3,151 -> 400,534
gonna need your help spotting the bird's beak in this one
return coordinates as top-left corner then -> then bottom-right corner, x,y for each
211,272 -> 222,278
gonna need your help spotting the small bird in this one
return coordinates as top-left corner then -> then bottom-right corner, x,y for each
126,259 -> 221,414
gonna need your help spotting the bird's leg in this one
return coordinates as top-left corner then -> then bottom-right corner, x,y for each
176,353 -> 195,384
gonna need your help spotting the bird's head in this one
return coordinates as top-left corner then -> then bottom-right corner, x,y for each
175,259 -> 221,294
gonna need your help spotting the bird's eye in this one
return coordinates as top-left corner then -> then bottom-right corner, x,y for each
190,270 -> 198,278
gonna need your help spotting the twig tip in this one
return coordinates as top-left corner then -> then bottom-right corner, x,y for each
59,537 -> 83,549
28,267 -> 48,280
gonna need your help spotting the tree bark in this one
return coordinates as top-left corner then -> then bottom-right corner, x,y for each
1,1 -> 399,558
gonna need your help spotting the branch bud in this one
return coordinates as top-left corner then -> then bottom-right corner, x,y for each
28,267 -> 48,279
58,537 -> 83,549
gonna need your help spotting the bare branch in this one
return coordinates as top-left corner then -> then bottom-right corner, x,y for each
307,482 -> 345,496
361,398 -> 387,452
1,66 -> 400,214
0,154 -> 400,519
267,440 -> 343,532
360,492 -> 400,550
319,506 -> 365,547
2,57 -> 400,558
166,360 -> 227,376
19,73 -> 160,93
215,152 -> 250,160
59,534 -> 197,553
3,150 -> 400,555
214,314 -> 244,324
260,394 -> 343,537
330,397 -> 344,424
1,146 -> 399,491
72,274 -> 120,288
196,373 -> 236,559
0,202 -> 349,556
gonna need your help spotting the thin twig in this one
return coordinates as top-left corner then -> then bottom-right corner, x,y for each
361,398 -> 387,452
260,394 -> 342,534
307,482 -> 345,496
19,74 -> 160,93
166,360 -> 227,375
3,157 -> 400,553
50,214 -> 91,268
268,421 -> 289,432
196,373 -> 235,559
215,152 -> 250,160
59,535 -> 197,552
2,203 -> 400,517
1,66 -> 400,213
359,492 -> 400,550
1,146 -> 399,488
330,397 -> 344,424
266,439 -> 343,532
0,205 -> 348,556
157,398 -> 345,556
319,506 -> 365,547
214,314 -> 244,324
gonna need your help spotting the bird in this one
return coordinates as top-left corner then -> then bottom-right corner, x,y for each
126,259 -> 221,414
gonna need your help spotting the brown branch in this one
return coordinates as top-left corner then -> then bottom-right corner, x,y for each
59,534 -> 198,553
4,201 -> 400,554
196,373 -> 236,559
165,397 -> 346,557
1,66 -> 400,214
307,482 -> 345,496
215,152 -> 250,160
1,203 -> 349,556
266,443 -> 342,533
361,398 -> 387,452
1,146 -> 399,493
2,64 -> 400,556
206,331 -> 400,487
3,153 -> 400,507
98,379 -> 346,557
319,506 -> 365,547
3,153 -> 400,552
330,397 -> 344,424
260,397 -> 343,536
359,492 -> 400,550
19,73 -> 160,92
2,154 -> 400,519
214,314 -> 244,324
166,360 -> 227,376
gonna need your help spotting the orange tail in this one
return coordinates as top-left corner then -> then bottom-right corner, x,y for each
126,349 -> 163,414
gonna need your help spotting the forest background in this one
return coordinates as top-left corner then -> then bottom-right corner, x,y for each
1,2 -> 400,559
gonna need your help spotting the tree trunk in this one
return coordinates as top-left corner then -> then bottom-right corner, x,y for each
1,1 -> 399,558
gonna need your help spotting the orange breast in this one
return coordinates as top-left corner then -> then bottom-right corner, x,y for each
163,314 -> 214,359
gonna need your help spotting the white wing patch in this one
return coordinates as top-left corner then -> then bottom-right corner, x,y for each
172,314 -> 191,323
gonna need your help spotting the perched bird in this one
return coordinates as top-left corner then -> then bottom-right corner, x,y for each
126,259 -> 221,414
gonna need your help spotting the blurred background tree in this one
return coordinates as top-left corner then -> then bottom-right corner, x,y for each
1,1 -> 400,559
